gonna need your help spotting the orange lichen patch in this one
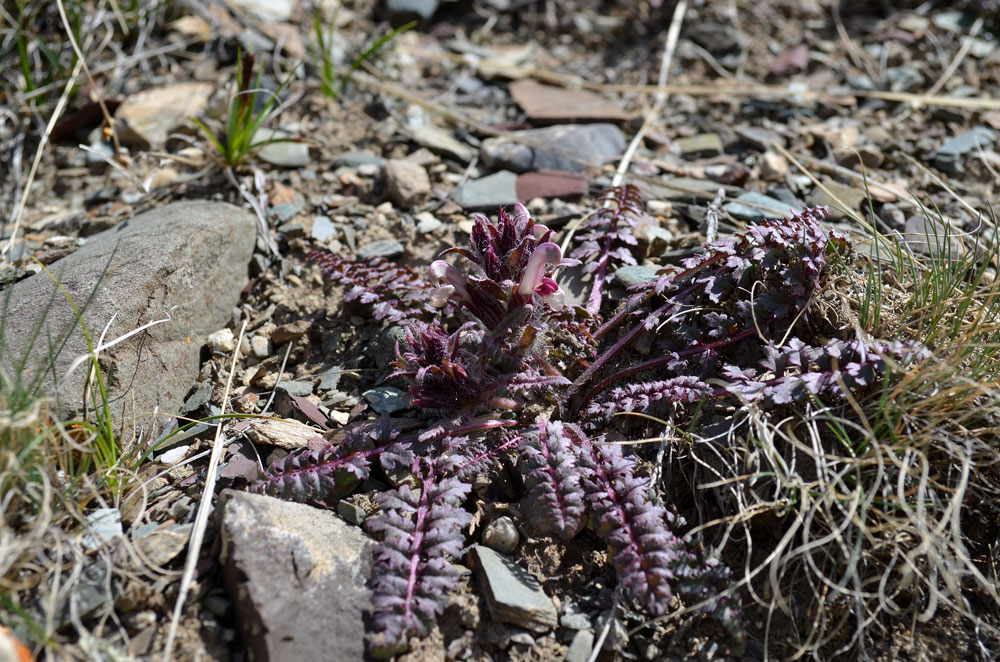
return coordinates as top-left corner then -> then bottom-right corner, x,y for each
0,626 -> 33,662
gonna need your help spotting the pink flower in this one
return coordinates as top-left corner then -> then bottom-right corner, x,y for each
517,242 -> 566,310
429,260 -> 471,307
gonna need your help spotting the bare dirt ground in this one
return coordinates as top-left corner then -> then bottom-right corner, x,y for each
3,1 -> 1000,660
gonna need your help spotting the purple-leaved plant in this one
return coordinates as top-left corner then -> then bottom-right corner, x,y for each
249,193 -> 930,657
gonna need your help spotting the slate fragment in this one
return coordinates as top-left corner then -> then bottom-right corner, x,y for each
470,545 -> 557,632
481,124 -> 625,174
508,80 -> 628,122
218,491 -> 374,662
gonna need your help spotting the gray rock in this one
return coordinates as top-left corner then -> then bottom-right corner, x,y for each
218,490 -> 375,662
83,508 -> 122,550
383,159 -> 431,208
332,152 -> 385,168
902,215 -> 964,259
271,201 -> 301,223
471,545 -> 557,632
480,124 -> 625,174
337,500 -> 366,525
369,325 -> 409,372
452,171 -> 519,210
934,126 -> 996,174
482,516 -> 519,554
332,151 -> 386,168
565,629 -> 594,662
735,126 -> 784,150
277,380 -> 314,397
363,386 -> 410,414
415,211 -> 443,233
806,178 -> 866,220
613,264 -> 661,289
886,65 -> 924,93
134,523 -> 192,567
255,129 -> 311,167
311,215 -> 337,242
317,368 -> 343,392
725,191 -> 798,222
227,0 -> 295,20
560,604 -> 591,631
277,221 -> 305,238
60,557 -> 114,629
358,240 -> 405,259
410,124 -> 477,162
385,0 -> 439,22
640,177 -> 740,203
0,201 -> 255,437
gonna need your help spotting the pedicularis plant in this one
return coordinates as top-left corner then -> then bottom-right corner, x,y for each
249,187 -> 926,657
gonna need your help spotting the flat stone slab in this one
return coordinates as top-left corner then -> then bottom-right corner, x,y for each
508,80 -> 628,122
639,177 -> 740,203
470,545 -> 557,632
452,170 -> 519,210
481,124 -> 625,174
218,490 -> 375,662
725,191 -> 799,222
0,201 -> 255,436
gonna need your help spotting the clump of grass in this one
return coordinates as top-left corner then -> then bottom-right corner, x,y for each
311,10 -> 415,102
671,203 -> 1000,658
192,51 -> 294,168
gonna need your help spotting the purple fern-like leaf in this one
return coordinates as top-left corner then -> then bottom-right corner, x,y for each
519,420 -> 587,538
577,437 -> 682,615
367,458 -> 473,657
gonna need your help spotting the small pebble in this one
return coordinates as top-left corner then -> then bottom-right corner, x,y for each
207,328 -> 236,354
482,516 -> 519,554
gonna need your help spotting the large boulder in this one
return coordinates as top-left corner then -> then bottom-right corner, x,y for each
0,201 -> 256,436
217,490 -> 375,662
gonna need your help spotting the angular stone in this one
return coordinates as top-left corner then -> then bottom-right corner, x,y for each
415,212 -> 443,233
452,171 -> 519,210
516,170 -> 588,202
385,0 -> 439,22
613,264 -> 661,289
226,0 -> 295,20
481,124 -> 625,174
134,523 -> 192,566
117,82 -> 213,149
358,240 -> 405,258
0,202 -> 255,437
902,215 -> 964,259
934,126 -> 996,174
508,80 -> 628,122
332,151 -> 386,168
725,191 -> 798,222
471,545 -> 557,632
409,124 -> 476,162
674,133 -> 723,159
218,491 -> 375,662
83,508 -> 122,550
245,417 -> 321,450
565,629 -> 594,662
363,386 -> 410,414
382,159 -> 431,208
807,178 -> 867,220
255,129 -> 311,167
639,177 -> 740,203
311,215 -> 337,242
735,126 -> 784,151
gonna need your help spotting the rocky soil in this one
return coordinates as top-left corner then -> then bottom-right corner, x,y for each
2,0 -> 1000,660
